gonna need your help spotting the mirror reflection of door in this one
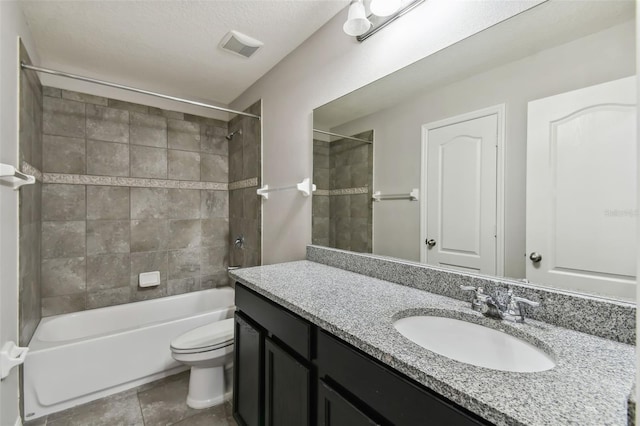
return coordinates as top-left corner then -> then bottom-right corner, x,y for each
526,77 -> 637,299
421,106 -> 503,275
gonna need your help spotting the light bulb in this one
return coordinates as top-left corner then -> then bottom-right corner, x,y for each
343,0 -> 371,36
370,0 -> 401,17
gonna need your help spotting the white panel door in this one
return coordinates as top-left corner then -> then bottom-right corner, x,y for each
526,76 -> 636,299
424,114 -> 498,274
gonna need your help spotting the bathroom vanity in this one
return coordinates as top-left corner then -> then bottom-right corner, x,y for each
230,247 -> 635,426
233,283 -> 488,426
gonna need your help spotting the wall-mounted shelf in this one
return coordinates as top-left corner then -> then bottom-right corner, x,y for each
372,188 -> 419,202
0,163 -> 35,190
257,178 -> 316,200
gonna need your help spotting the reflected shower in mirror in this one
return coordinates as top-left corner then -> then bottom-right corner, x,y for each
312,130 -> 373,253
312,0 -> 637,300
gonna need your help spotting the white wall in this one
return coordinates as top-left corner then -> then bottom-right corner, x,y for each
331,21 -> 635,277
231,0 -> 544,264
636,4 -> 639,424
0,2 -> 39,424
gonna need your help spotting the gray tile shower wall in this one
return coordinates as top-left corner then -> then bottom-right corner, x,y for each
40,87 -> 233,316
312,140 -> 330,247
228,101 -> 262,270
312,131 -> 373,253
18,42 -> 43,346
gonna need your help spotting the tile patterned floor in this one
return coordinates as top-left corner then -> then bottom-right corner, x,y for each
24,372 -> 237,426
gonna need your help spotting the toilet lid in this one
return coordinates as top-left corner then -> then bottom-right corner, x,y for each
171,318 -> 234,353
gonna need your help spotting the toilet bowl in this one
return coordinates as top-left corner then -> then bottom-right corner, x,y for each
170,318 -> 235,409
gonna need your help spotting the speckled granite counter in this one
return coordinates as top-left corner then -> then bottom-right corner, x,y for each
230,260 -> 635,426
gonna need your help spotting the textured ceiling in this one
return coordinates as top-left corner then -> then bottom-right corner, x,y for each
20,0 -> 349,105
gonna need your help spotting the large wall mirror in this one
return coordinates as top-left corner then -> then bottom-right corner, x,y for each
312,0 -> 636,301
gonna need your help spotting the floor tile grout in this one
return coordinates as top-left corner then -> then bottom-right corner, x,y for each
134,390 -> 145,426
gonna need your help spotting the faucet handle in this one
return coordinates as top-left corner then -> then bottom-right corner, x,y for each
460,286 -> 488,313
506,293 -> 540,323
512,296 -> 540,308
506,289 -> 539,308
460,285 -> 486,299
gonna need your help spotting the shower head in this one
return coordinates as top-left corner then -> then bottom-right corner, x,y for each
225,129 -> 242,140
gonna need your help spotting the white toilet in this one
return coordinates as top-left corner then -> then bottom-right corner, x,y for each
170,318 -> 235,409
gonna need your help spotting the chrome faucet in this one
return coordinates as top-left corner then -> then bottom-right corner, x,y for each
460,286 -> 539,323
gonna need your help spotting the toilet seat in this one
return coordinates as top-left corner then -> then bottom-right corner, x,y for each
171,318 -> 234,354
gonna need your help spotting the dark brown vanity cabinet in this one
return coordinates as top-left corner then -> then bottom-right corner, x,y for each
233,284 -> 311,426
233,313 -> 264,426
264,337 -> 311,425
316,331 -> 489,426
233,283 -> 492,426
317,379 -> 380,426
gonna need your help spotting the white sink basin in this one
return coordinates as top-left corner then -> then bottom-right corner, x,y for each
393,316 -> 555,373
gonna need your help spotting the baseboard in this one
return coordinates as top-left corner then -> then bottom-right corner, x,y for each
14,415 -> 22,426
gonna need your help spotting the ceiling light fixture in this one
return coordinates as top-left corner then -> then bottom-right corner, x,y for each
343,0 -> 426,42
343,0 -> 371,37
370,0 -> 401,17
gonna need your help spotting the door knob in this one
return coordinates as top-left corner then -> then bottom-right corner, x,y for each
529,252 -> 542,263
426,239 -> 436,247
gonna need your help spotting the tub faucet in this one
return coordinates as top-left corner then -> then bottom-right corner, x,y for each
460,286 -> 540,323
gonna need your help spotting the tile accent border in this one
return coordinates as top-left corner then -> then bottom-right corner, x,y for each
313,187 -> 369,196
22,161 -> 43,182
306,245 -> 636,345
228,177 -> 258,190
330,187 -> 369,196
41,172 -> 227,190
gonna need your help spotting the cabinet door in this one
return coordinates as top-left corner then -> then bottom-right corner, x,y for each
318,380 -> 381,426
234,313 -> 264,426
264,337 -> 310,426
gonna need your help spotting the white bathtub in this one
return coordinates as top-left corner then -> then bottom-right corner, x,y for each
23,287 -> 235,420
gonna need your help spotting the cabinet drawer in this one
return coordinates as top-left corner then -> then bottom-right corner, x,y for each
317,331 -> 491,426
236,283 -> 311,359
318,379 -> 381,426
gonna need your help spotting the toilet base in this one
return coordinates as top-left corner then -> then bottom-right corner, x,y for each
186,366 -> 227,409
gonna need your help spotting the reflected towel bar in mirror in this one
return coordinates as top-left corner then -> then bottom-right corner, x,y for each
372,188 -> 419,202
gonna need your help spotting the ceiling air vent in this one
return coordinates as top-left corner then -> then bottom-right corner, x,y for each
220,31 -> 263,59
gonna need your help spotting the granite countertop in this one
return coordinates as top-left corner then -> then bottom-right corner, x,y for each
230,260 -> 635,426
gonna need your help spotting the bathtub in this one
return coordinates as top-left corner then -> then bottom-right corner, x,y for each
23,287 -> 235,420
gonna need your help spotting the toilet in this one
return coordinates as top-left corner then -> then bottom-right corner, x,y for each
170,318 -> 235,409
